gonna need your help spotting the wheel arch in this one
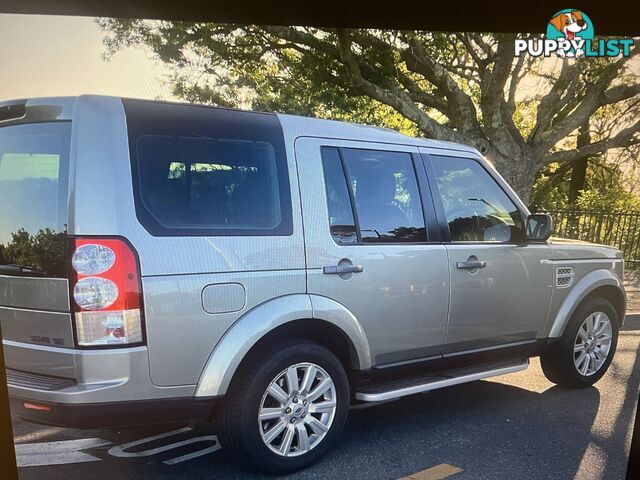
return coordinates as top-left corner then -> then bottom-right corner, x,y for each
548,268 -> 626,338
194,294 -> 371,397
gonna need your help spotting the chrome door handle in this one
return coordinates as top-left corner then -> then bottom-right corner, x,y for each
323,264 -> 364,275
456,260 -> 486,270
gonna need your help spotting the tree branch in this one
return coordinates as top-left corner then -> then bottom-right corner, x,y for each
479,34 -> 525,156
543,122 -> 640,164
454,33 -> 487,69
600,82 -> 640,106
534,42 -> 639,150
335,28 -> 465,143
507,54 -> 526,109
531,61 -> 580,142
399,33 -> 485,141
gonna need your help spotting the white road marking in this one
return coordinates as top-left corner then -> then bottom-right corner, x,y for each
162,442 -> 221,465
16,425 -> 222,468
107,426 -> 220,465
108,427 -> 192,457
15,438 -> 112,467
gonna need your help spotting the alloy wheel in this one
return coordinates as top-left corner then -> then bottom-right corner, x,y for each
573,311 -> 613,376
258,362 -> 337,457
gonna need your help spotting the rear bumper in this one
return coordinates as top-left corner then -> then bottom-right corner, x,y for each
9,395 -> 219,429
4,340 -> 215,428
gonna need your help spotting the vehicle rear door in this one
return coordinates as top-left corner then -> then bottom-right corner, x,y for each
0,113 -> 75,377
297,137 -> 450,367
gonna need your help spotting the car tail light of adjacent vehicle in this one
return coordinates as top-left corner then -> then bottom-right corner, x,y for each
69,238 -> 145,348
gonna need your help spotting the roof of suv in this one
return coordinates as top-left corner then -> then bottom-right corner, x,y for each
1,95 -> 478,155
276,112 -> 478,154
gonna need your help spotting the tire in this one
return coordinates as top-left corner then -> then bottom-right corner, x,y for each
541,297 -> 619,388
217,339 -> 350,474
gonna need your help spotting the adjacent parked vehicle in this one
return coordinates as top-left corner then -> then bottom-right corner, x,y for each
1,96 -> 626,473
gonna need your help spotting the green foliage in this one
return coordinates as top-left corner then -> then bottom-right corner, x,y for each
95,21 -> 460,132
531,162 -> 640,212
96,20 -> 640,204
1,228 -> 67,276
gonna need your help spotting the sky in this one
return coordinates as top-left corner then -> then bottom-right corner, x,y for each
0,14 -> 177,101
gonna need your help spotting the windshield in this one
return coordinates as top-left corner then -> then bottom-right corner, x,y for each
0,122 -> 70,277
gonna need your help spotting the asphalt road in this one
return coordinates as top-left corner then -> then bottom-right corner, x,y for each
11,316 -> 640,480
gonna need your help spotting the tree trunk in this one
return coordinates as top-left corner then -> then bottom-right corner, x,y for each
486,148 -> 538,207
568,122 -> 591,205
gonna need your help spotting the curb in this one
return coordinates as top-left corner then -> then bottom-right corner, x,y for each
625,313 -> 640,320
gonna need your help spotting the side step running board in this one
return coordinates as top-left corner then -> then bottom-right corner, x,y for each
355,360 -> 529,402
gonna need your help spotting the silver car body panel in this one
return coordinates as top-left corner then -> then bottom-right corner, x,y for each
543,238 -> 625,337
143,271 -> 305,386
442,242 -> 554,346
6,341 -> 194,404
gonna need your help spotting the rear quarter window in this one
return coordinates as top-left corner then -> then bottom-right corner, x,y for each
123,100 -> 293,236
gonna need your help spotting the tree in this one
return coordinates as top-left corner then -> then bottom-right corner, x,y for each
98,21 -> 640,202
530,95 -> 640,211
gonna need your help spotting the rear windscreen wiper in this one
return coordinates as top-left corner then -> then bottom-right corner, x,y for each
0,263 -> 48,277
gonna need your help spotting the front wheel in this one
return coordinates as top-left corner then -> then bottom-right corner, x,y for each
217,339 -> 349,474
541,297 -> 619,388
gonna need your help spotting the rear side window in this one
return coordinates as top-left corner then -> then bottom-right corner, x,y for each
320,147 -> 427,244
0,122 -> 70,277
123,100 -> 292,236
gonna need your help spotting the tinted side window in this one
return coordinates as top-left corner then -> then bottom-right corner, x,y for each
321,147 -> 358,244
339,148 -> 427,244
123,100 -> 292,236
430,156 -> 524,243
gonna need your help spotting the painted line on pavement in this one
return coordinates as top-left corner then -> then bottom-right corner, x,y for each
15,438 -> 112,467
107,426 -> 220,465
400,463 -> 463,480
16,427 -> 221,467
163,443 -> 221,465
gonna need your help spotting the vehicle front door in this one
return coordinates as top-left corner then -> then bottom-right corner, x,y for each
421,149 -> 553,355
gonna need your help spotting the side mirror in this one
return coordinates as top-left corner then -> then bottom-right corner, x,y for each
526,214 -> 553,242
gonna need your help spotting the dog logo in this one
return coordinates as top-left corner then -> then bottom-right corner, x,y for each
514,8 -> 633,59
546,9 -> 593,57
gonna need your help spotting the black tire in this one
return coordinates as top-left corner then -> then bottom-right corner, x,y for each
217,339 -> 349,474
540,297 -> 619,388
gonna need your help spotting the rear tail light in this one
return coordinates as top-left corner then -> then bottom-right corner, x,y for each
69,238 -> 145,347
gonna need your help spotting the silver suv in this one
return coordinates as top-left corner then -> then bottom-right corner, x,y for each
1,96 -> 626,473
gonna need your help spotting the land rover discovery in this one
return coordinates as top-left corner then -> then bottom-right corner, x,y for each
1,95 -> 626,473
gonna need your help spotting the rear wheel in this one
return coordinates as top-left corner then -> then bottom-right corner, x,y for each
541,297 -> 619,388
217,339 -> 349,474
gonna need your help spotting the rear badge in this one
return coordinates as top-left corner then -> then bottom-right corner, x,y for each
29,335 -> 66,346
